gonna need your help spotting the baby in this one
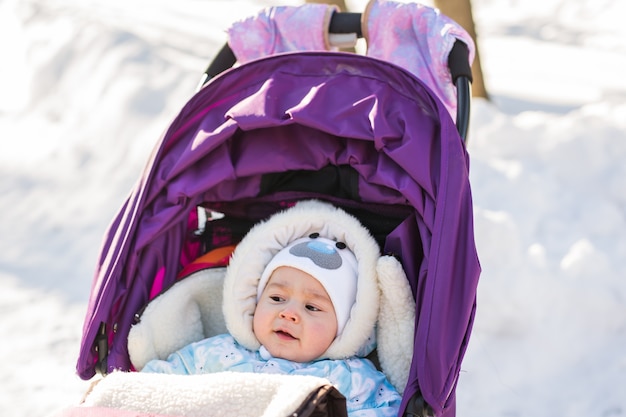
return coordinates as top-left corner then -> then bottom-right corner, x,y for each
142,201 -> 402,417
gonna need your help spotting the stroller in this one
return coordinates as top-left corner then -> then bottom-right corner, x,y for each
72,1 -> 480,417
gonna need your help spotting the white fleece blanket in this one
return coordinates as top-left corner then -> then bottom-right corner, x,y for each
82,371 -> 333,417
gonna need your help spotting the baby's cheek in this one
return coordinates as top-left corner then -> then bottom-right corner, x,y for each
316,320 -> 337,341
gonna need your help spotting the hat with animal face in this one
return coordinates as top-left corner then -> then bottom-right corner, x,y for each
256,234 -> 359,336
223,199 -> 381,360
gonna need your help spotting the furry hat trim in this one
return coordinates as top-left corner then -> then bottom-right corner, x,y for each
223,200 -> 381,359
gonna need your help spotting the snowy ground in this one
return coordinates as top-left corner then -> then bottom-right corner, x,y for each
1,0 -> 625,416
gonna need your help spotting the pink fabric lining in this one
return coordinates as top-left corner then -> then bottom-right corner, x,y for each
149,267 -> 166,300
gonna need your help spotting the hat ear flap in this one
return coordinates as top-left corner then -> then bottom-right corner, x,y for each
376,255 -> 415,394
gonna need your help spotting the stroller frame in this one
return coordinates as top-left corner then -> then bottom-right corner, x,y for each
77,8 -> 479,417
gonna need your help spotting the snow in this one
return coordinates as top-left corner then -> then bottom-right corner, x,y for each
1,0 -> 625,416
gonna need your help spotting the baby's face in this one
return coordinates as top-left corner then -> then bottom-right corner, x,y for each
253,266 -> 337,362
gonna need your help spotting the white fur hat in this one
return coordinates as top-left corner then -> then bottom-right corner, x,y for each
257,235 -> 359,336
223,199 -> 381,360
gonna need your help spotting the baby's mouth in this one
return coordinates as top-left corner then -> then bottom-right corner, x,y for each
275,330 -> 296,340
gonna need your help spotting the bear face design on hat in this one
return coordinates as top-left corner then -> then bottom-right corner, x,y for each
222,200 -> 381,360
257,234 -> 359,337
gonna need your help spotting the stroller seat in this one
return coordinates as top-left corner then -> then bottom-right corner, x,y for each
81,200 -> 416,416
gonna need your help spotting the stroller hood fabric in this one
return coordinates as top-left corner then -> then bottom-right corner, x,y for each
77,52 -> 480,417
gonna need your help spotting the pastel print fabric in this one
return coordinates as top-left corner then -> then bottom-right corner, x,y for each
226,3 -> 338,63
142,334 -> 401,417
363,0 -> 475,120
226,1 -> 474,120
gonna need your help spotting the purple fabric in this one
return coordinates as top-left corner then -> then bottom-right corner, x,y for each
76,52 -> 480,417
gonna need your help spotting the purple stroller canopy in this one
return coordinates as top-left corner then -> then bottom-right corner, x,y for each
77,52 -> 480,417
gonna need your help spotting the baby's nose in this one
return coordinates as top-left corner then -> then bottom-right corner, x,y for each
279,307 -> 300,322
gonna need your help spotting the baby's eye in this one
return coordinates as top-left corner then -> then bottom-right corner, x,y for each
306,304 -> 321,312
270,296 -> 284,302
